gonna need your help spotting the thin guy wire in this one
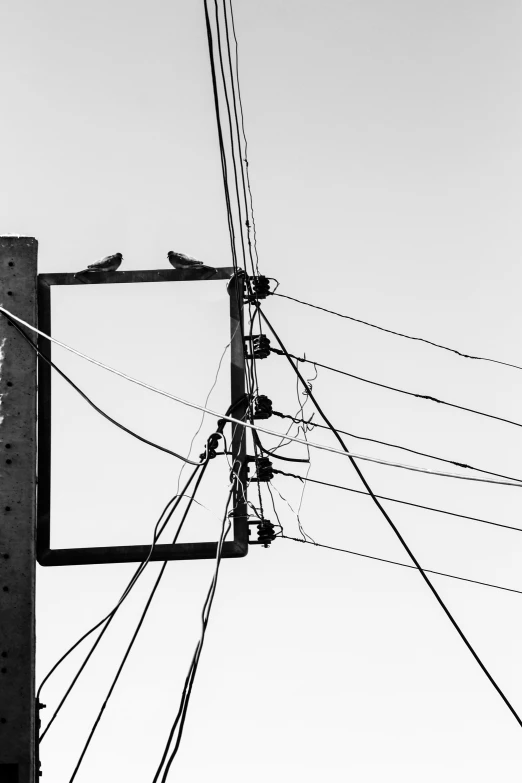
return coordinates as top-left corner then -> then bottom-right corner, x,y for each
3,306 -> 522,487
258,303 -> 522,730
270,347 -> 522,431
280,536 -> 522,596
273,291 -> 522,373
175,321 -> 240,498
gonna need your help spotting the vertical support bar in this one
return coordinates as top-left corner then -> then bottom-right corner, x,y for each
36,281 -> 51,562
228,272 -> 248,553
0,237 -> 38,783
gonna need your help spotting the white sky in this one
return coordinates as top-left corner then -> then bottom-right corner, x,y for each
3,0 -> 522,780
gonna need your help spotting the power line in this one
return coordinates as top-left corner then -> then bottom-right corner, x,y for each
272,468 -> 522,535
257,303 -> 522,730
7,315 -> 202,465
272,409 -> 522,484
38,464 -> 204,741
280,536 -> 522,596
152,487 -> 234,782
67,461 -> 212,782
273,291 -> 522,373
40,409 -> 236,740
4,306 -> 522,488
270,347 -> 522,431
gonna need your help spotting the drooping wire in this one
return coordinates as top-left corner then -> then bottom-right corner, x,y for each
174,320 -> 241,498
270,347 -> 522,431
266,483 -> 284,537
7,315 -> 202,465
257,303 -> 522,729
272,291 -> 522,373
67,461 -> 213,782
272,468 -> 522,535
152,487 -> 234,782
289,370 -> 316,542
280,536 -> 522,596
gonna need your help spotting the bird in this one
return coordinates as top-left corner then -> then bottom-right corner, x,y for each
75,252 -> 123,277
167,250 -> 216,275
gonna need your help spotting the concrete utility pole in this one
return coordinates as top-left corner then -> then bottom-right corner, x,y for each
0,236 -> 38,783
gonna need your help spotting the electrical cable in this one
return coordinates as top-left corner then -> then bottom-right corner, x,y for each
257,303 -> 522,729
39,463 -> 204,741
3,306 -> 522,487
272,409 -> 522,484
280,536 -> 522,596
152,487 -> 234,782
272,292 -> 522,373
272,468 -> 522,535
39,398 -> 242,741
228,0 -> 261,277
7,315 -> 202,465
270,347 -> 522,431
67,459 -> 214,782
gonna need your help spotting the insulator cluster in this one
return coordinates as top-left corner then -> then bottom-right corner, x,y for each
254,456 -> 274,482
248,275 -> 271,301
253,395 -> 273,420
256,520 -> 276,547
199,431 -> 222,461
250,334 -> 271,360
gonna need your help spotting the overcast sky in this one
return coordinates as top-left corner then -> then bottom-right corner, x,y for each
3,0 -> 522,780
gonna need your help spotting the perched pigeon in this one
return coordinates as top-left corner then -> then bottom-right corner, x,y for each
75,253 -> 123,277
167,250 -> 216,274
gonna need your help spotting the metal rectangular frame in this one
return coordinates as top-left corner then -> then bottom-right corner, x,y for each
36,267 -> 248,566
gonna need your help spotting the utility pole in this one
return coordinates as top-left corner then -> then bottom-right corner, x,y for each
0,236 -> 38,783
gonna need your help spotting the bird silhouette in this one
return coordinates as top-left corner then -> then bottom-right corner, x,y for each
167,250 -> 216,275
75,253 -> 123,277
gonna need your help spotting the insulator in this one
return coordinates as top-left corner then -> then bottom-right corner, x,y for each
254,456 -> 274,482
252,275 -> 271,300
251,334 -> 271,360
257,520 -> 276,547
253,395 -> 273,420
199,431 -> 222,461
